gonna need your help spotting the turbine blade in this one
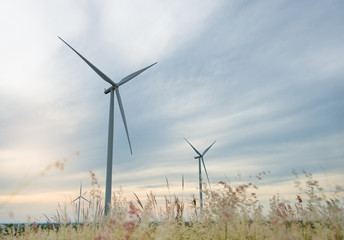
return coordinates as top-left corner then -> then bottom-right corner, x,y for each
58,36 -> 117,87
201,157 -> 211,187
115,88 -> 133,154
81,196 -> 90,203
202,141 -> 216,156
73,197 -> 80,202
184,138 -> 201,156
118,62 -> 157,86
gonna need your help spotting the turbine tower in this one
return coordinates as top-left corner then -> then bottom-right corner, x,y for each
73,181 -> 90,224
184,138 -> 215,214
59,37 -> 157,216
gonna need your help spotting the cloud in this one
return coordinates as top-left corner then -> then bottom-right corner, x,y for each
97,0 -> 226,65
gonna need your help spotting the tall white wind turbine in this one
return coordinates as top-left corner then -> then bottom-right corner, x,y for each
184,138 -> 215,214
59,37 -> 157,216
73,181 -> 90,224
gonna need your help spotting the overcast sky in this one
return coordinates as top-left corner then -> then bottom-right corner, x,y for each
1,0 -> 343,223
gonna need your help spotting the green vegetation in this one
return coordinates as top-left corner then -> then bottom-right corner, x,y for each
1,171 -> 343,239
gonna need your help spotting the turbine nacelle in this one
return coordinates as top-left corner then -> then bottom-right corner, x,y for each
104,85 -> 118,94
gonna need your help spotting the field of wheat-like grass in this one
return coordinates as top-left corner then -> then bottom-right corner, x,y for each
1,171 -> 343,240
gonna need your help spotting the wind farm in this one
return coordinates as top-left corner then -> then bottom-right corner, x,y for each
1,1 -> 344,239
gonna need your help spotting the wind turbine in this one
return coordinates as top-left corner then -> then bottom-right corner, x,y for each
73,181 -> 90,224
58,37 -> 157,216
184,138 -> 215,214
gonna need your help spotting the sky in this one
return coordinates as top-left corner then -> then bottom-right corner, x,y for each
0,0 -> 343,223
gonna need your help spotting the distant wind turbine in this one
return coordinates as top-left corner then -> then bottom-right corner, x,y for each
184,138 -> 215,214
59,36 -> 157,216
73,181 -> 90,224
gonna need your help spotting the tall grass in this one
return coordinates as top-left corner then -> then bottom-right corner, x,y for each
1,170 -> 343,239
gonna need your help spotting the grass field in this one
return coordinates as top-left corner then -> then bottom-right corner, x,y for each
1,171 -> 343,239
